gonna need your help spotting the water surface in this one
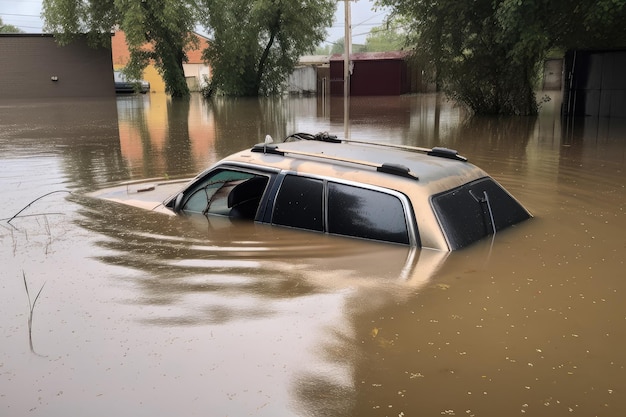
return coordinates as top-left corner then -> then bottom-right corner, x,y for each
1,93 -> 625,416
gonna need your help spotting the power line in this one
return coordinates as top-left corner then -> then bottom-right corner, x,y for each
0,12 -> 41,17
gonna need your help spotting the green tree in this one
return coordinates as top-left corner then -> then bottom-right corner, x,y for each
329,37 -> 366,55
42,0 -> 197,97
199,0 -> 335,96
314,44 -> 332,55
377,0 -> 540,115
364,19 -> 406,52
495,0 -> 626,52
330,38 -> 345,55
377,0 -> 626,116
0,17 -> 23,33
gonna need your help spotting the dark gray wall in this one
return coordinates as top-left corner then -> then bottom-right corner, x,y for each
0,34 -> 115,99
563,49 -> 626,118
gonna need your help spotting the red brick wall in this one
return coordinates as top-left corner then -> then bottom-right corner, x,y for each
111,31 -> 131,67
0,34 -> 115,99
112,30 -> 209,66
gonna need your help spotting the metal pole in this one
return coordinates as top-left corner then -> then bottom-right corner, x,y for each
343,0 -> 351,139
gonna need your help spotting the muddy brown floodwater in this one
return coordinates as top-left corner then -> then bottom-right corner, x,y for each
1,93 -> 625,417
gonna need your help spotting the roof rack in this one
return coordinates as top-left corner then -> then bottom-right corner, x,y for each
251,143 -> 419,180
283,132 -> 468,162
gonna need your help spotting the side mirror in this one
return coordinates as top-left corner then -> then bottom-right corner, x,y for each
173,192 -> 184,213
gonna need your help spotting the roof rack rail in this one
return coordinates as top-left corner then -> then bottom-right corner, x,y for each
251,143 -> 418,180
283,132 -> 468,162
285,132 -> 342,143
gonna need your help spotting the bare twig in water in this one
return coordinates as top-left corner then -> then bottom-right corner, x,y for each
44,215 -> 52,255
7,190 -> 72,224
23,271 -> 46,354
0,212 -> 65,222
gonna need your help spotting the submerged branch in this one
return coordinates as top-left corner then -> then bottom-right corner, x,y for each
7,190 -> 72,224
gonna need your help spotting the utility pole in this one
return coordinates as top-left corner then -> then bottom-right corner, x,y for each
343,0 -> 352,101
343,0 -> 353,139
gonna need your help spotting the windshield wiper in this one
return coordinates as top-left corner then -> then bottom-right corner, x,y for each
469,190 -> 496,235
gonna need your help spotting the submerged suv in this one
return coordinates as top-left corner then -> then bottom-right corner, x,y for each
151,132 -> 530,251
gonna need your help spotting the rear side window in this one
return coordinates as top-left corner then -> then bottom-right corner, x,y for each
432,177 -> 530,250
272,175 -> 324,231
327,182 -> 409,244
271,175 -> 410,245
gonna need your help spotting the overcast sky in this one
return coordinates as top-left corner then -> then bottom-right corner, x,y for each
0,0 -> 389,45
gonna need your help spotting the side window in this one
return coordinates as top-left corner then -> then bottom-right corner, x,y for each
327,182 -> 409,244
182,170 -> 268,219
272,175 -> 323,231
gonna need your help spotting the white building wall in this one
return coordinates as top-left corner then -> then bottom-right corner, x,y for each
183,63 -> 211,92
287,66 -> 317,94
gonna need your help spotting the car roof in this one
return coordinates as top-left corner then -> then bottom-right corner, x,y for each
220,138 -> 488,197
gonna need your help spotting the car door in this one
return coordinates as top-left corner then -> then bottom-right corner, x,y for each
270,173 -> 417,245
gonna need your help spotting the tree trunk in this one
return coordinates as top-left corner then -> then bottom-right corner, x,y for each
255,28 -> 277,95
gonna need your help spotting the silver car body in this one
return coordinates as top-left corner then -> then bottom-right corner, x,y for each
90,135 -> 531,251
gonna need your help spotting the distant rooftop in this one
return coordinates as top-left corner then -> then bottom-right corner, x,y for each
330,51 -> 410,61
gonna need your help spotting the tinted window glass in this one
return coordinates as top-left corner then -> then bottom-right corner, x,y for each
432,177 -> 531,250
327,182 -> 409,244
272,175 -> 323,231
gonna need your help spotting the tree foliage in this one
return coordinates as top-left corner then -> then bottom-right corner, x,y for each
327,37 -> 367,55
0,17 -> 24,33
377,0 -> 626,115
363,19 -> 407,52
314,44 -> 332,55
199,0 -> 335,96
314,19 -> 406,56
42,0 -> 197,97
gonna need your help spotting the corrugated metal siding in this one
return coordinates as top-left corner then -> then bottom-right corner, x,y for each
0,34 -> 115,99
351,59 -> 408,95
563,50 -> 626,118
329,53 -> 410,96
287,66 -> 317,94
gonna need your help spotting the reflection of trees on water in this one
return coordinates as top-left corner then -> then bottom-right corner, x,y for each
163,97 -> 195,175
1,99 -> 130,192
446,116 -> 536,158
207,96 -> 293,152
117,96 -> 156,178
328,95 -> 462,147
117,95 -> 198,178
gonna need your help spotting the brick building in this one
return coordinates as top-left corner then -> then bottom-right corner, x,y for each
111,30 -> 211,93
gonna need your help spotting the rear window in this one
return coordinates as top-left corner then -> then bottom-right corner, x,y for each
431,177 -> 530,250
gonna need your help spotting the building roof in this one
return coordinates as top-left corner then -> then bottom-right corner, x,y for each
297,55 -> 331,66
329,51 -> 410,61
